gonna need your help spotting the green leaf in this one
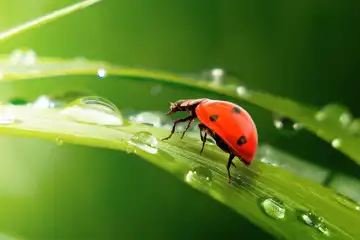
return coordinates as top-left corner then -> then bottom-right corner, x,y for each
0,104 -> 359,239
1,57 -> 359,166
0,0 -> 103,42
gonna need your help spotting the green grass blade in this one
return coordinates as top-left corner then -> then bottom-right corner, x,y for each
0,105 -> 359,239
0,0 -> 102,42
1,57 -> 359,166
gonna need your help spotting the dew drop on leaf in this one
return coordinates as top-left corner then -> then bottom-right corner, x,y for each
260,197 -> 286,219
150,85 -> 163,96
60,96 -> 123,126
128,111 -> 165,128
348,119 -> 360,136
315,104 -> 352,128
97,68 -> 106,78
185,166 -> 213,189
9,48 -> 24,65
300,211 -> 330,236
273,115 -> 302,133
127,131 -> 158,154
23,48 -> 37,66
331,138 -> 341,148
56,138 -> 64,145
32,95 -> 56,109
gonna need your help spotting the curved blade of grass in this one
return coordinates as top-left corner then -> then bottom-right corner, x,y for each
0,0 -> 102,42
0,105 -> 359,240
1,57 -> 359,166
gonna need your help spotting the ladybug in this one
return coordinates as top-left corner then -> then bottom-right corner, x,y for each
162,98 -> 258,183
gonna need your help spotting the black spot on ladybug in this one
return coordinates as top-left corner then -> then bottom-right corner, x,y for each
232,107 -> 241,114
209,114 -> 219,122
237,136 -> 247,145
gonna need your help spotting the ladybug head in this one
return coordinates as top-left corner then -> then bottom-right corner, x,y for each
166,100 -> 186,115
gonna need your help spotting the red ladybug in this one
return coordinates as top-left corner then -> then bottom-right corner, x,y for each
162,98 -> 258,183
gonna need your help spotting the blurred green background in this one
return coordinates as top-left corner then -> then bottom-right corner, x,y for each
0,0 -> 359,239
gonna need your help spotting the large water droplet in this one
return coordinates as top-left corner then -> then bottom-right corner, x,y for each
60,96 -> 123,126
300,211 -> 330,235
185,166 -> 213,189
128,111 -> 167,128
273,115 -> 302,133
315,104 -> 352,128
260,197 -> 286,219
127,131 -> 158,154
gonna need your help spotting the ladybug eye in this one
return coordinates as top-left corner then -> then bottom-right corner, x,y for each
237,136 -> 247,145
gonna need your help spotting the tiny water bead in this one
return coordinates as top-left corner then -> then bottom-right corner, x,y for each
185,166 -> 213,188
97,68 -> 106,78
127,131 -> 158,154
56,138 -> 64,145
331,138 -> 341,148
273,115 -> 302,133
315,103 -> 352,128
60,96 -> 123,126
300,211 -> 330,236
260,197 -> 286,220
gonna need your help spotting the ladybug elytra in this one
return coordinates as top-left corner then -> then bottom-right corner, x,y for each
162,98 -> 258,183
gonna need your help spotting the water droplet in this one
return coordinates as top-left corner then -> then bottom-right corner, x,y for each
60,96 -> 123,126
273,115 -> 302,132
9,48 -> 37,65
348,119 -> 360,136
23,48 -> 37,65
331,138 -> 341,148
0,106 -> 15,124
127,131 -> 158,154
56,138 -> 64,145
185,166 -> 213,189
236,85 -> 250,98
97,68 -> 106,78
300,211 -> 330,235
315,104 -> 352,128
150,85 -> 163,96
32,95 -> 56,108
9,48 -> 24,65
260,197 -> 286,219
209,68 -> 225,86
128,111 -> 165,128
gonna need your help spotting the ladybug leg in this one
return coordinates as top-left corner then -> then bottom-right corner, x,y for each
162,115 -> 194,141
180,118 -> 195,139
227,154 -> 235,184
198,123 -> 208,155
